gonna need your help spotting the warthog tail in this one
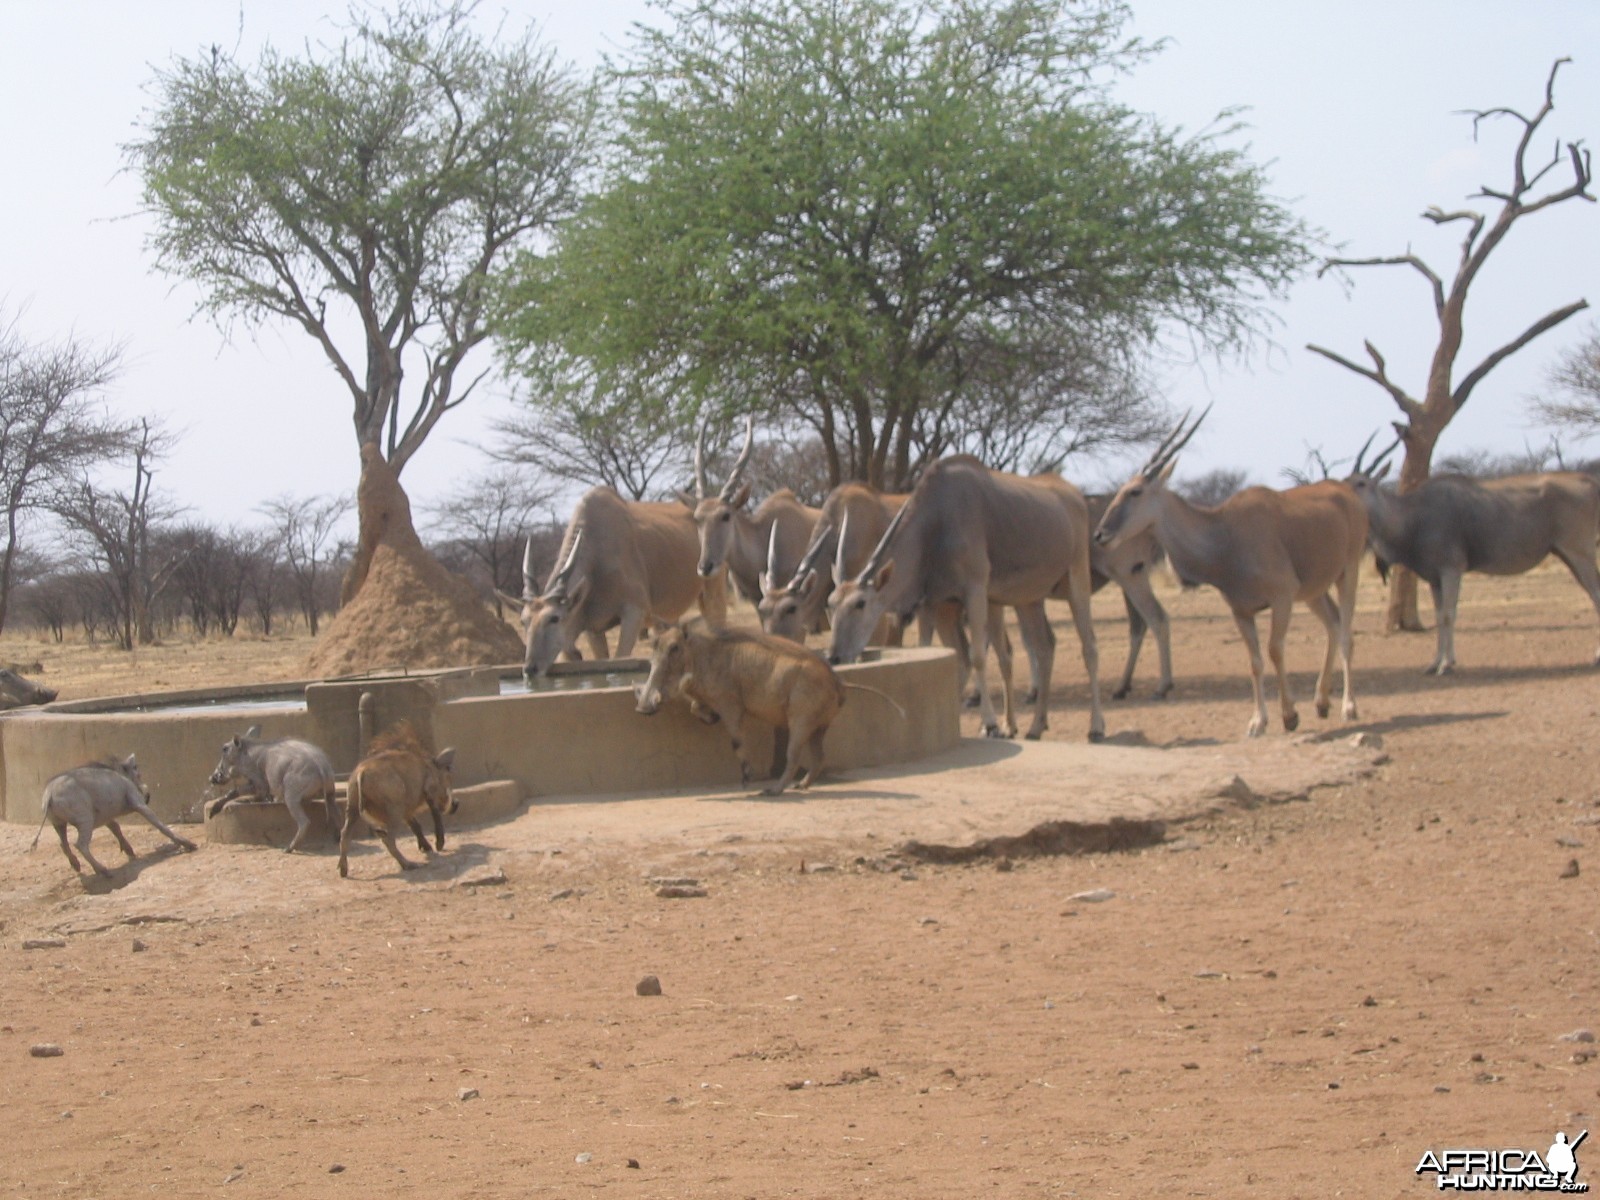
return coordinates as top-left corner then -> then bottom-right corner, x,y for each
28,803 -> 50,852
841,682 -> 908,721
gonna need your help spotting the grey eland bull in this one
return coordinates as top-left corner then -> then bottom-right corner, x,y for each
518,486 -> 726,678
1095,411 -> 1366,738
208,725 -> 340,853
767,482 -> 1171,702
634,618 -> 849,795
32,755 -> 196,877
763,481 -> 1025,716
762,484 -> 1010,678
338,722 -> 458,877
682,418 -> 822,609
1345,435 -> 1600,673
827,456 -> 1105,743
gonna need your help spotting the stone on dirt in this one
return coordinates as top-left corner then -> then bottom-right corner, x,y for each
30,1044 -> 64,1058
636,975 -> 663,996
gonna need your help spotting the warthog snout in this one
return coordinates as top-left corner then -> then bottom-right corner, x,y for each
827,652 -> 843,666
208,767 -> 228,786
697,561 -> 716,578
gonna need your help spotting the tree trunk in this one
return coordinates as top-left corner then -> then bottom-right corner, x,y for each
1386,420 -> 1444,633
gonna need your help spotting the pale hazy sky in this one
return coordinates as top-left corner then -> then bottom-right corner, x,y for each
2,1 -> 1596,532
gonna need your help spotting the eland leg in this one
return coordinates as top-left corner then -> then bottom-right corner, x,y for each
1307,592 -> 1342,719
1427,571 -> 1462,675
1334,561 -> 1360,720
1233,611 -> 1271,738
1120,570 -> 1173,700
964,587 -> 1013,738
1013,602 -> 1054,740
612,607 -> 646,659
1060,564 -> 1105,742
1265,598 -> 1297,732
1551,544 -> 1600,665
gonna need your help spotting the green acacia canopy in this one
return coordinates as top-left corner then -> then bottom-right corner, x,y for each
130,1 -> 596,475
496,0 -> 1314,490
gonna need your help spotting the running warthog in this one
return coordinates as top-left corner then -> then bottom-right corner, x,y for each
32,755 -> 196,877
338,723 -> 458,878
208,725 -> 339,853
635,619 -> 849,795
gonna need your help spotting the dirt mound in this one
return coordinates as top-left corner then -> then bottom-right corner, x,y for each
305,444 -> 523,676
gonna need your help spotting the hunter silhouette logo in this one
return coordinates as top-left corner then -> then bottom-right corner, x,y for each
1416,1129 -> 1588,1191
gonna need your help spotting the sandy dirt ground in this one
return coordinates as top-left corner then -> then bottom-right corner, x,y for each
1,563 -> 1598,1198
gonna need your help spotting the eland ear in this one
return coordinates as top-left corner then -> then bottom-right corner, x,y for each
566,575 -> 591,608
1154,461 -> 1177,487
872,561 -> 895,591
1374,462 -> 1391,482
729,482 -> 752,510
795,568 -> 818,599
435,747 -> 457,771
677,490 -> 698,510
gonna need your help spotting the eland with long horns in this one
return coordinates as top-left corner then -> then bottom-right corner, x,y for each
1345,432 -> 1600,674
680,416 -> 823,608
515,486 -> 723,679
1096,409 -> 1367,737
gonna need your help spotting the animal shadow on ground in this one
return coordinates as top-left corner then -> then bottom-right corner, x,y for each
334,835 -> 495,881
48,840 -> 192,896
1355,659 -> 1598,698
1300,710 -> 1509,742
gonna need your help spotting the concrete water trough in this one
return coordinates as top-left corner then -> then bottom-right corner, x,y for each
0,648 -> 960,830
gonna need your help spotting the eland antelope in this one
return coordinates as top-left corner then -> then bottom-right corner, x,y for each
682,418 -> 822,608
827,456 -> 1104,743
1346,435 -> 1600,673
517,487 -> 725,678
1095,412 -> 1366,738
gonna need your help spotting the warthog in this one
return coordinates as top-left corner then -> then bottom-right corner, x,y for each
635,619 -> 852,796
208,725 -> 339,853
31,755 -> 196,877
0,667 -> 56,708
338,723 -> 458,877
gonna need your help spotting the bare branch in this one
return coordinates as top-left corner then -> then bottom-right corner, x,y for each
1453,298 -> 1591,411
1305,341 -> 1423,420
1320,253 -> 1445,315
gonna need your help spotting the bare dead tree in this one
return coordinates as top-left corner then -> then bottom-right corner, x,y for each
50,419 -> 189,650
1308,58 -> 1594,630
260,493 -> 351,636
0,314 -> 131,633
1177,467 -> 1252,506
1534,321 -> 1600,437
421,467 -> 558,617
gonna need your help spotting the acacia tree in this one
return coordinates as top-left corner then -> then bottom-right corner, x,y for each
0,315 -> 130,633
129,0 -> 595,583
1309,59 -> 1593,630
496,0 -> 1312,491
